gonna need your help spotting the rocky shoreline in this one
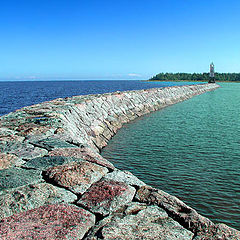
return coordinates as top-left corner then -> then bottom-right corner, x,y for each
0,83 -> 239,239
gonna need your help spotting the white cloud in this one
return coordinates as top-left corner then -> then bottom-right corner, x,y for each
128,73 -> 142,77
27,76 -> 37,79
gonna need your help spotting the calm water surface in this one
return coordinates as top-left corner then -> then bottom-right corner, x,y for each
102,82 -> 240,230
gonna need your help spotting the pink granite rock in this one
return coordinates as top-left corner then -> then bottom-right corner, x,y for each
0,134 -> 25,153
104,170 -> 146,187
136,185 -> 213,233
0,204 -> 95,240
15,123 -> 52,136
0,153 -> 18,169
49,147 -> 115,169
10,143 -> 48,161
0,183 -> 77,220
78,179 -> 136,216
194,223 -> 240,240
100,205 -> 194,240
44,161 -> 108,194
0,134 -> 24,144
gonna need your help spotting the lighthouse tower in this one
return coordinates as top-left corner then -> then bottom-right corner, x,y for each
209,62 -> 215,83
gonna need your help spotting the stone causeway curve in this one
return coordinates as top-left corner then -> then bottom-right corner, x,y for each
0,83 -> 239,239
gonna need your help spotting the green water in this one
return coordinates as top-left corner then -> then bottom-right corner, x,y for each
102,83 -> 240,230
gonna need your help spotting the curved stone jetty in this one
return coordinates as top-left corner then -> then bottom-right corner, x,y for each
0,83 -> 239,239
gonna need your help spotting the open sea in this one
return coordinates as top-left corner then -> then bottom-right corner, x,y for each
0,80 -> 239,230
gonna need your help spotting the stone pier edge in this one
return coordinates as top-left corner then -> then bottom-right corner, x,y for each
0,83 -> 239,239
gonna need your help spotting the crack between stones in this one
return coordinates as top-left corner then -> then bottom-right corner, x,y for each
29,142 -> 52,152
99,133 -> 111,143
192,232 -> 198,240
91,140 -> 102,153
73,200 -> 106,231
65,140 -> 84,148
41,170 -> 79,200
20,165 -> 38,170
102,121 -> 115,135
152,203 -> 197,234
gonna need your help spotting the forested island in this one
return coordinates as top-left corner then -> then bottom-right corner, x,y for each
149,73 -> 240,82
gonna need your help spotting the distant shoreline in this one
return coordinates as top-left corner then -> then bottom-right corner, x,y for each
146,80 -> 240,83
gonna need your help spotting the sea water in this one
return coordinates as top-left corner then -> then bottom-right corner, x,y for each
102,82 -> 240,230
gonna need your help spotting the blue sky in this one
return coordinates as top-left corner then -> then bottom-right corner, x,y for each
0,0 -> 240,80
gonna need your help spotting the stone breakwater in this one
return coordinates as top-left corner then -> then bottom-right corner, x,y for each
0,83 -> 239,239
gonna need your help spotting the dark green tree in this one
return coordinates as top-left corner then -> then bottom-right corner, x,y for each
149,72 -> 240,82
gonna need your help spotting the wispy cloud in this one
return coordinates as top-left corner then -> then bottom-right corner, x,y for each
27,76 -> 37,79
128,73 -> 142,77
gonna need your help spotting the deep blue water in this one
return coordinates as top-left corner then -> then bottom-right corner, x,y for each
0,80 -> 198,116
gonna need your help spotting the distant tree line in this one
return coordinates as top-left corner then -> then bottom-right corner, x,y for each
149,73 -> 240,82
